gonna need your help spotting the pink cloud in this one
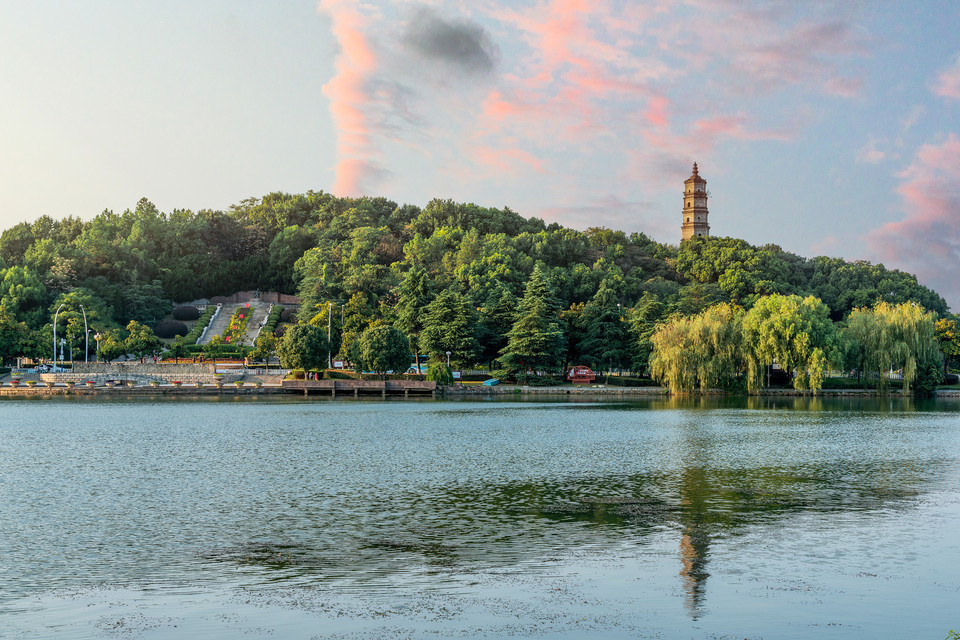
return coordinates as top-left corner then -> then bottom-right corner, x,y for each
933,55 -> 960,101
644,95 -> 669,128
867,134 -> 960,309
809,235 -> 840,257
474,145 -> 546,174
318,0 -> 384,196
312,1 -> 872,232
469,1 -> 858,190
824,75 -> 864,98
692,115 -> 794,142
663,4 -> 866,95
537,193 -> 669,238
470,0 -> 663,172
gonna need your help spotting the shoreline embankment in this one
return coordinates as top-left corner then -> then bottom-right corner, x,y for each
2,378 -> 959,398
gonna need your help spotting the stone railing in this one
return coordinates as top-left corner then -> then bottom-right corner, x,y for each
197,304 -> 222,344
73,362 -> 217,375
41,371 -> 242,385
44,362 -> 241,384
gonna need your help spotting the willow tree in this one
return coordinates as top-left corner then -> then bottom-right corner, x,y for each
844,302 -> 942,393
741,294 -> 839,394
649,302 -> 745,393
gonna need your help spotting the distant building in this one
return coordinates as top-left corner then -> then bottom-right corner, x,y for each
681,162 -> 710,242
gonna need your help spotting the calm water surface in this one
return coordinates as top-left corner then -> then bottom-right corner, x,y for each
1,395 -> 959,638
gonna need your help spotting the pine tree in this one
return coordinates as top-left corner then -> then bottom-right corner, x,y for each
627,292 -> 667,376
499,265 -> 565,383
477,284 -> 517,369
579,279 -> 628,377
394,265 -> 434,374
420,289 -> 478,368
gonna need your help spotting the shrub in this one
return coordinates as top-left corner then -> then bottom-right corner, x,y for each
154,320 -> 189,339
603,376 -> 661,387
426,363 -> 453,385
324,369 -> 354,380
183,306 -> 218,345
173,305 -> 201,321
260,305 -> 285,337
821,377 -> 865,389
525,375 -> 561,386
280,308 -> 297,323
459,373 -> 493,382
274,325 -> 288,338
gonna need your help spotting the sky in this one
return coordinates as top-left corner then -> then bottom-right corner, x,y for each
1,1 -> 959,309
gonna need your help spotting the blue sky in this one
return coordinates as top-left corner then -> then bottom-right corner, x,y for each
1,1 -> 959,309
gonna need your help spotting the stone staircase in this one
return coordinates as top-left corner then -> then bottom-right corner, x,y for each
198,301 -> 271,346
241,303 -> 271,346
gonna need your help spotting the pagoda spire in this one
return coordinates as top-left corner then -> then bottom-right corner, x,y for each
681,163 -> 710,241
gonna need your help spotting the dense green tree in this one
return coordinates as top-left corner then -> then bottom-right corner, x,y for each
49,289 -> 115,362
627,292 -> 668,376
420,289 -> 478,368
166,335 -> 190,362
844,302 -> 942,394
0,306 -> 35,363
353,325 -> 411,379
276,323 -> 330,372
250,333 -> 279,366
394,264 -> 434,373
268,225 -> 317,292
0,189 -> 952,387
0,222 -> 36,266
124,320 -> 162,362
499,265 -> 565,382
808,257 -> 947,319
329,293 -> 376,361
936,316 -> 960,374
477,285 -> 518,369
0,266 -> 47,328
649,303 -> 745,393
742,294 -> 840,394
578,280 -> 629,375
676,236 -> 804,304
96,328 -> 128,363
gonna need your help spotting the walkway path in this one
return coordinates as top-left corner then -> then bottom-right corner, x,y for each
198,301 -> 272,346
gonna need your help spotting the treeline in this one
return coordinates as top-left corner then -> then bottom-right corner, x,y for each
650,297 -> 947,395
0,192 -> 955,389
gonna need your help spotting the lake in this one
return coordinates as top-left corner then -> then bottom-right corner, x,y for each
1,395 -> 959,638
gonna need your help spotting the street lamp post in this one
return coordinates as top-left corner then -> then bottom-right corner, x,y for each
327,301 -> 333,369
94,333 -> 102,362
446,351 -> 451,368
52,303 -> 66,370
79,305 -> 88,363
59,338 -> 66,370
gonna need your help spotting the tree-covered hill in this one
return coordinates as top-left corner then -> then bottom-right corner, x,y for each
0,191 -> 950,369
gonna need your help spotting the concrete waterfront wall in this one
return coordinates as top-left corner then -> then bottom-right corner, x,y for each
73,363 -> 217,375
44,362 -> 242,384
